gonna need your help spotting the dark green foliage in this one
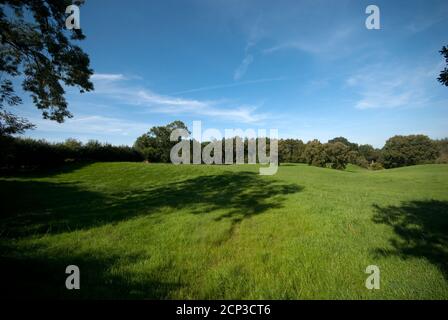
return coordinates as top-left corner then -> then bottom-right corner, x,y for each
0,136 -> 142,169
435,154 -> 448,164
303,139 -> 327,167
381,135 -> 439,168
0,0 -> 93,135
328,136 -> 358,151
358,144 -> 381,163
302,140 -> 351,170
369,162 -> 384,170
3,118 -> 447,171
324,142 -> 350,170
348,150 -> 369,168
438,45 -> 448,87
278,139 -> 305,163
434,138 -> 448,164
134,121 -> 278,165
134,121 -> 189,162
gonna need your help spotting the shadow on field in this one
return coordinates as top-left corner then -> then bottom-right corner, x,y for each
0,170 -> 302,298
0,171 -> 302,238
0,243 -> 179,299
0,162 -> 91,178
372,200 -> 448,279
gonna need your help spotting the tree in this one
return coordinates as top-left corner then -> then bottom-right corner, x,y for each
303,139 -> 327,167
328,137 -> 358,151
134,121 -> 190,163
0,0 -> 93,135
358,144 -> 380,163
346,150 -> 368,168
438,45 -> 448,87
381,135 -> 438,168
278,139 -> 305,163
433,138 -> 448,164
324,142 -> 350,170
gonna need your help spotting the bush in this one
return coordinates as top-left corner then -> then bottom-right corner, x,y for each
435,153 -> 448,164
134,121 -> 189,163
303,140 -> 350,170
358,144 -> 381,163
278,139 -> 305,163
0,136 -> 142,170
303,140 -> 327,167
381,135 -> 438,168
348,150 -> 369,168
369,162 -> 384,170
324,142 -> 350,170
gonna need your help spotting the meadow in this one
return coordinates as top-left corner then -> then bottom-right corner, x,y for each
0,162 -> 447,299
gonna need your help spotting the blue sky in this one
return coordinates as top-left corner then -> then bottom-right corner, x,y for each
15,0 -> 448,147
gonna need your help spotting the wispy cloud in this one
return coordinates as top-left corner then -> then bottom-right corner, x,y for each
346,63 -> 440,110
403,2 -> 448,34
263,26 -> 356,59
233,16 -> 264,81
134,90 -> 266,123
171,77 -> 286,95
233,54 -> 254,80
30,115 -> 150,137
91,73 -> 267,123
91,73 -> 126,81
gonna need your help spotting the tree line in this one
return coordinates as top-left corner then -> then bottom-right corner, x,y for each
279,135 -> 447,170
1,120 -> 447,171
132,121 -> 447,170
0,135 -> 141,170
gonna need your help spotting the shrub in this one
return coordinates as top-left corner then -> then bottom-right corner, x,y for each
303,141 -> 350,170
303,140 -> 327,167
348,150 -> 369,168
0,136 -> 142,170
278,139 -> 305,163
369,162 -> 384,170
435,153 -> 448,164
324,142 -> 350,170
381,135 -> 438,168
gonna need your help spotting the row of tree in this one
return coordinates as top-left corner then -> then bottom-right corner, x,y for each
279,135 -> 447,170
133,121 -> 448,170
1,121 -> 447,171
278,137 -> 380,169
0,135 -> 141,170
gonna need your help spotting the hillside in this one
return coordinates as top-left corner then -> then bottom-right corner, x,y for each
1,163 -> 447,299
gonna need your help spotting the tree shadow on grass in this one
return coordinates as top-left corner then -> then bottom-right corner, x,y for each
0,170 -> 302,298
0,244 -> 180,299
0,171 -> 302,237
372,200 -> 448,279
0,161 -> 92,178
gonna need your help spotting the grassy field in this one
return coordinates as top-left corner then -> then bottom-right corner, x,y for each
0,162 -> 447,299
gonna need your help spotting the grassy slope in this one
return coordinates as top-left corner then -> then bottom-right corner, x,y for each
0,163 -> 447,299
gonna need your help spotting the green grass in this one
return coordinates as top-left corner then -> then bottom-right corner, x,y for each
1,162 -> 447,299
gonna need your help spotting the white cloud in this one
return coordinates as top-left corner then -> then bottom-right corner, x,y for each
171,77 -> 286,95
135,89 -> 266,123
263,27 -> 355,58
30,115 -> 150,137
91,73 -> 126,81
233,54 -> 254,81
91,74 -> 267,123
346,63 -> 439,110
232,16 -> 264,81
